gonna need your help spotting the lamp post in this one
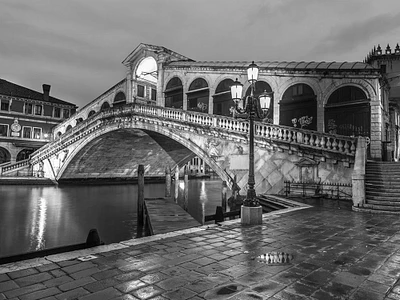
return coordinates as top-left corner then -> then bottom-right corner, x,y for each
231,61 -> 273,224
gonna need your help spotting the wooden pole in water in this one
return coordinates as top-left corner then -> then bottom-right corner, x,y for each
222,181 -> 227,212
174,166 -> 180,203
184,166 -> 189,211
165,166 -> 171,197
137,164 -> 144,237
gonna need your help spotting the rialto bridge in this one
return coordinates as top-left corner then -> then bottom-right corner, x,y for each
2,104 -> 361,200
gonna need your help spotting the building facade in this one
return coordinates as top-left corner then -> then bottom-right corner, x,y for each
52,43 -> 392,161
0,79 -> 77,164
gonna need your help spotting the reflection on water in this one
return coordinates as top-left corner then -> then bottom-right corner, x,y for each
29,197 -> 47,251
0,179 -> 230,257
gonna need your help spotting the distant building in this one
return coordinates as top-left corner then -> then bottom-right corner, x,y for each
365,44 -> 400,161
0,79 -> 77,164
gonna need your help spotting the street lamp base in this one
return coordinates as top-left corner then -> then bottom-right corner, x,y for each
241,205 -> 262,225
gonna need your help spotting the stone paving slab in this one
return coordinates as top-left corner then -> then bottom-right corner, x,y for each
1,204 -> 400,299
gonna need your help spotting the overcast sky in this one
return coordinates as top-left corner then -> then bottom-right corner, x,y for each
2,0 -> 400,109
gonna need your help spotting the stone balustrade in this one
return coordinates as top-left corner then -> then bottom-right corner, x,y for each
3,103 -> 357,175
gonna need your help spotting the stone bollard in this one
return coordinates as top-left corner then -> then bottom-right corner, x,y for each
86,229 -> 102,247
222,181 -> 227,212
174,166 -> 180,203
165,166 -> 171,197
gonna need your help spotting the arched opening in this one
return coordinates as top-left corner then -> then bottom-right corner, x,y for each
76,117 -> 83,125
88,110 -> 96,118
325,86 -> 370,137
245,81 -> 273,122
57,132 -> 62,139
0,147 -> 11,164
187,78 -> 209,113
113,92 -> 126,107
280,83 -> 317,130
100,102 -> 110,111
66,125 -> 72,132
165,77 -> 183,109
213,79 -> 234,117
16,149 -> 34,161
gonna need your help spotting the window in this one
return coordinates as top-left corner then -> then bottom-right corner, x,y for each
137,85 -> 145,97
22,127 -> 32,139
151,88 -> 157,101
34,105 -> 42,115
63,109 -> 70,119
54,107 -> 61,118
0,124 -> 8,137
25,103 -> 33,114
33,127 -> 42,139
1,100 -> 10,111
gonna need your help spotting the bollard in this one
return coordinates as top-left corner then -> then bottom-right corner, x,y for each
174,166 -> 180,203
165,166 -> 171,197
86,229 -> 101,247
184,166 -> 189,211
222,181 -> 227,212
215,206 -> 224,223
137,164 -> 145,237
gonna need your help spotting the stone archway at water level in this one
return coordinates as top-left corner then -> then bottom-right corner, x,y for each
59,129 -> 198,183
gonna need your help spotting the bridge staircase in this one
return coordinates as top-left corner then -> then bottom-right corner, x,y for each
363,161 -> 400,214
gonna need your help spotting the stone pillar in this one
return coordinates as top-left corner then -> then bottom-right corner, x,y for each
126,69 -> 133,104
352,136 -> 366,207
156,61 -> 165,107
174,166 -> 180,203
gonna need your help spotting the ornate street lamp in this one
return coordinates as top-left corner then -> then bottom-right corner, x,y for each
231,61 -> 273,224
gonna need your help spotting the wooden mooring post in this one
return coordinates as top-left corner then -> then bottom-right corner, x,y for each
222,181 -> 227,212
137,164 -> 144,237
165,166 -> 171,197
184,166 -> 189,211
174,166 -> 179,203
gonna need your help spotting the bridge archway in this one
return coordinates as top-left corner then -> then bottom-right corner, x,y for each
187,78 -> 209,113
279,83 -> 317,130
0,147 -> 11,164
88,110 -> 96,118
165,77 -> 183,109
16,149 -> 34,161
55,123 -> 230,184
325,85 -> 370,137
213,78 -> 234,117
100,102 -> 111,111
113,91 -> 126,107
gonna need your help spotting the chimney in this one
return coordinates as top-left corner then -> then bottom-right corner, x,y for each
42,84 -> 51,102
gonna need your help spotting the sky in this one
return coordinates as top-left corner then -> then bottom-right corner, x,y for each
2,0 -> 400,109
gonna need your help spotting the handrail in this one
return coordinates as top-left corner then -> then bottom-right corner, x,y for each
21,103 -> 358,170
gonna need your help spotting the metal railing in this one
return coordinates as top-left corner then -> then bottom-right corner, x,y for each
284,180 -> 352,200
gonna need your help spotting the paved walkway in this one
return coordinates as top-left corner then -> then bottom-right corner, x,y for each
1,203 -> 400,299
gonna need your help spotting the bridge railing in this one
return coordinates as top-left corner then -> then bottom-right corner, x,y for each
22,103 -> 357,170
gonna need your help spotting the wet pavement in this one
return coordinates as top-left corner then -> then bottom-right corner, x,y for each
1,201 -> 400,299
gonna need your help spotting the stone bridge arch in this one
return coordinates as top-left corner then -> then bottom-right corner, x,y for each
48,119 -> 232,185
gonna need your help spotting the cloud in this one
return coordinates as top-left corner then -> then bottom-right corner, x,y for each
307,12 -> 400,60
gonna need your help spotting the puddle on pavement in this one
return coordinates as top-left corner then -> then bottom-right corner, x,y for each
216,284 -> 238,295
256,252 -> 294,265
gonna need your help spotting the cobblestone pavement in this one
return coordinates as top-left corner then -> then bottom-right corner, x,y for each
1,205 -> 400,299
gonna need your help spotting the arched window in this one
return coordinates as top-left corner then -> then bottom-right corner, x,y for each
280,84 -> 317,130
213,79 -> 234,116
113,92 -> 126,107
57,132 -> 62,139
88,110 -> 96,118
325,86 -> 370,137
16,149 -> 34,161
245,81 -> 273,121
187,78 -> 209,112
165,77 -> 183,109
66,125 -> 72,132
0,147 -> 11,164
100,102 -> 110,111
76,117 -> 83,125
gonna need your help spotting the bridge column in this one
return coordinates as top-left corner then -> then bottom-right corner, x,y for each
156,61 -> 165,107
352,136 -> 366,207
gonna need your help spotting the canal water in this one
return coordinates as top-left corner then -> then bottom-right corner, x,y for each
0,178 -> 231,258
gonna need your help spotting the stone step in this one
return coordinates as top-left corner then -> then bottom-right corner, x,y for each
353,205 -> 400,214
363,203 -> 400,211
365,188 -> 400,194
367,199 -> 400,206
365,194 -> 400,202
